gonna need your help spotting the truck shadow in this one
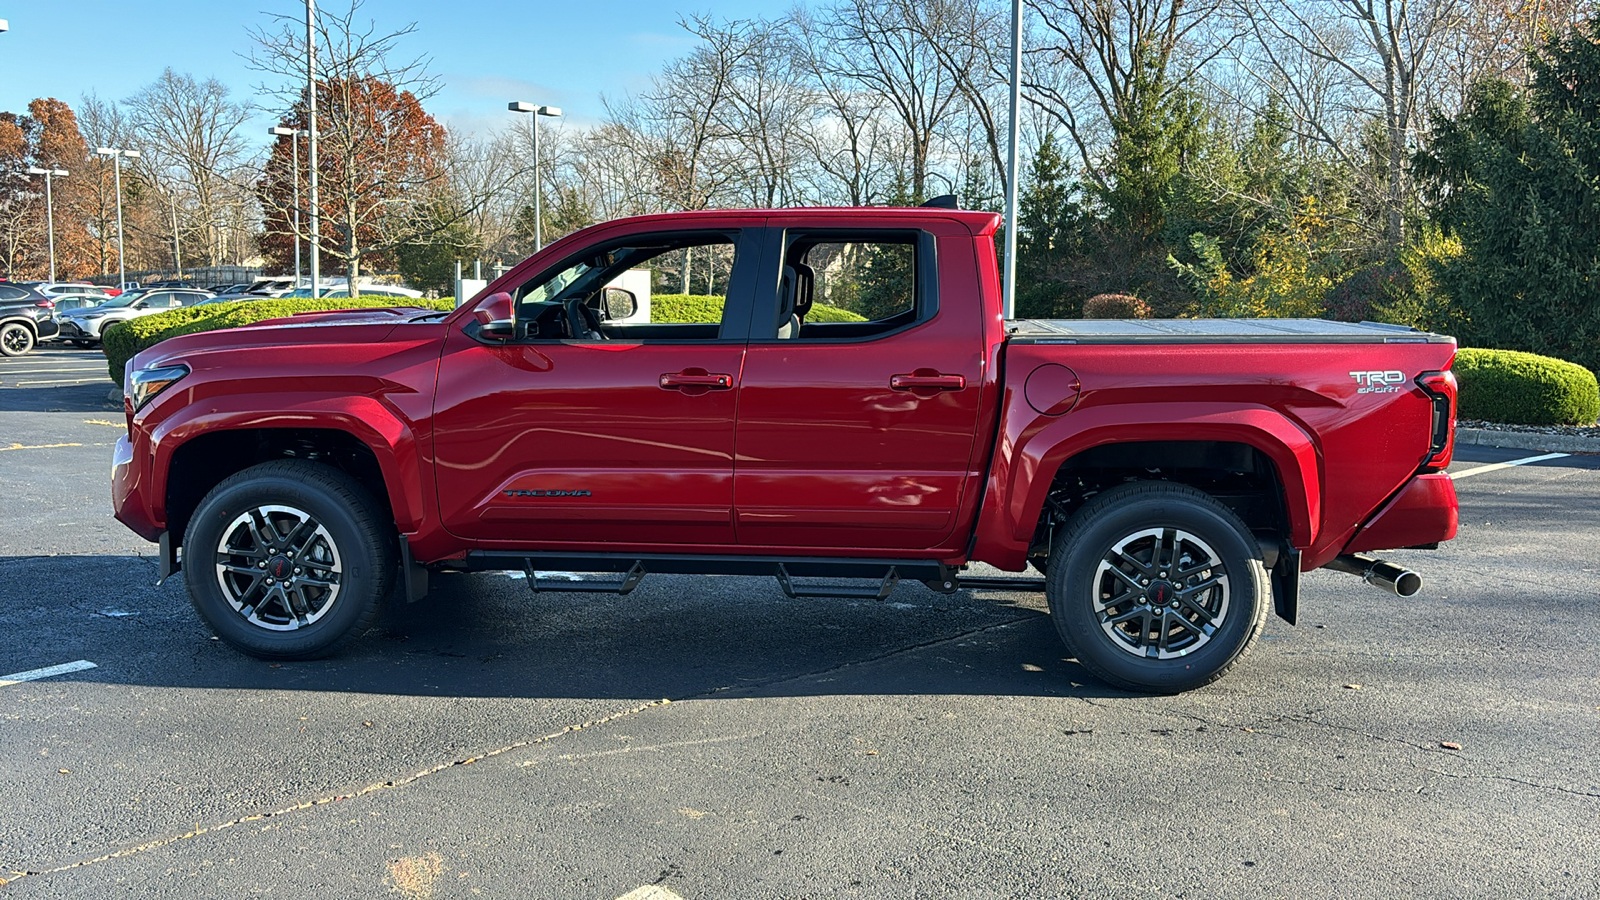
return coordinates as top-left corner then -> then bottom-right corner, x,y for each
0,555 -> 1136,701
0,378 -> 120,413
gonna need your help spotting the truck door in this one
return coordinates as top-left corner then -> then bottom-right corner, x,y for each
732,226 -> 985,552
432,226 -> 761,547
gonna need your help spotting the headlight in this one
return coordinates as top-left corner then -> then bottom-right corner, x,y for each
127,363 -> 190,411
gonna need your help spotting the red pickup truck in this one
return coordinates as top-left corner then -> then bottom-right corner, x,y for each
111,206 -> 1459,692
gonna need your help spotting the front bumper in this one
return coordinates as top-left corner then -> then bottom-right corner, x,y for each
111,434 -> 162,542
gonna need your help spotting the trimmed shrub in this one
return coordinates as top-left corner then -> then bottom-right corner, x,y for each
1454,348 -> 1599,426
651,294 -> 867,325
1082,292 -> 1152,319
105,298 -> 452,387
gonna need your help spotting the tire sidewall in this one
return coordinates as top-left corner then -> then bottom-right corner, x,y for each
1049,488 -> 1266,693
184,468 -> 385,659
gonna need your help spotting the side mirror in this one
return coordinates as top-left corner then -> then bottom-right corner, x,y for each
472,291 -> 516,340
600,287 -> 638,321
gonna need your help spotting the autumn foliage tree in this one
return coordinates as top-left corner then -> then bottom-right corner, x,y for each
252,1 -> 468,294
258,77 -> 447,286
0,99 -> 96,279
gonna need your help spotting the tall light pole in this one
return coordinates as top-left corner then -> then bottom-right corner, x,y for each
306,0 -> 321,298
1003,0 -> 1023,320
508,102 -> 562,251
95,147 -> 140,289
24,166 -> 69,283
269,126 -> 305,286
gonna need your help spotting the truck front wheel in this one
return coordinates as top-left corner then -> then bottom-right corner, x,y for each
183,460 -> 395,660
1045,482 -> 1269,693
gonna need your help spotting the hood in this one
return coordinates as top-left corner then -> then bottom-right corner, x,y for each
132,305 -> 446,370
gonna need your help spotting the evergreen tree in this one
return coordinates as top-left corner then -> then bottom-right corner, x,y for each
1417,23 -> 1600,372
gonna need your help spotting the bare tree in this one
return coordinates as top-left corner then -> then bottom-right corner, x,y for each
1025,0 -> 1230,196
1232,0 -> 1470,248
812,0 -> 968,200
123,69 -> 252,268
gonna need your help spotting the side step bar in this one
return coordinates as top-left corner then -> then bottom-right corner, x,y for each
461,551 -> 1052,600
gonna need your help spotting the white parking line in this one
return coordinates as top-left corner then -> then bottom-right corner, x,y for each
0,660 -> 98,687
615,888 -> 686,900
11,378 -> 104,386
1451,452 -> 1570,479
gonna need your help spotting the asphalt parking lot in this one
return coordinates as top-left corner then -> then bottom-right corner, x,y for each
2,345 -> 1597,899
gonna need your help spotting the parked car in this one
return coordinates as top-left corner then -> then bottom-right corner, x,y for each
279,285 -> 425,300
240,278 -> 297,297
0,281 -> 61,356
37,282 -> 110,299
57,288 -> 214,347
48,294 -> 109,317
113,206 -> 1461,693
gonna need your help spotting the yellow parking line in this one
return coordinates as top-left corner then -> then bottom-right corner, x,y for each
0,442 -> 83,452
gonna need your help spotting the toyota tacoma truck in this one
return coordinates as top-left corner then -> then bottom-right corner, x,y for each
111,206 -> 1459,692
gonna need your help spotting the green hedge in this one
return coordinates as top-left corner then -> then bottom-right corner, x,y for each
105,298 -> 452,387
1454,348 -> 1600,426
651,294 -> 867,324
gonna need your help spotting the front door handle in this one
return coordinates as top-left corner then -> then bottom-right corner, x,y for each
890,372 -> 965,391
660,370 -> 734,391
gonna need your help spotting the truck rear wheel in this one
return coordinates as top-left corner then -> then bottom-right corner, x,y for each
183,460 -> 395,660
1045,482 -> 1269,693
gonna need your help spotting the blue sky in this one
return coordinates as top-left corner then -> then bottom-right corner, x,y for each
0,0 -> 788,146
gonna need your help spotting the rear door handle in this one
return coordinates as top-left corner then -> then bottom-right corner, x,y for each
890,373 -> 965,391
660,370 -> 734,390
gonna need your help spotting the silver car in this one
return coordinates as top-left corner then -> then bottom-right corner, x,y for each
57,288 -> 215,347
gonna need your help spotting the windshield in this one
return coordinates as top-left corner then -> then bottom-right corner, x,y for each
102,291 -> 148,308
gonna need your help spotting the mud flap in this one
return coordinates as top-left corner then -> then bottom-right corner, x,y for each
399,536 -> 430,603
156,531 -> 180,586
1271,547 -> 1300,625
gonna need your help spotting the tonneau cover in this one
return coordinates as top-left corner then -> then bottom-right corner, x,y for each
1006,318 -> 1453,344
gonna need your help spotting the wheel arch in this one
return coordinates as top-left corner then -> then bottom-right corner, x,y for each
972,404 -> 1321,570
154,405 -> 423,549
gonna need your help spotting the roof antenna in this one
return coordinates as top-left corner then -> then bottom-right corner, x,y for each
919,194 -> 959,209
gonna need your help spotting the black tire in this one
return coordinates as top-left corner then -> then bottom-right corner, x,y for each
1045,482 -> 1269,693
183,460 -> 396,660
0,322 -> 35,357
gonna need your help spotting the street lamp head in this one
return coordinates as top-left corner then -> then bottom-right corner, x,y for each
0,19 -> 9,33
96,147 -> 116,156
25,167 -> 47,176
510,102 -> 562,117
269,126 -> 299,137
123,149 -> 141,159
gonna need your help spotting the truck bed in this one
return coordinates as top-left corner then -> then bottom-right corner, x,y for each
1006,318 -> 1454,345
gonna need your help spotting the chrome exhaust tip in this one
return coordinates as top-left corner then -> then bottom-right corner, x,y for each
1326,554 -> 1422,597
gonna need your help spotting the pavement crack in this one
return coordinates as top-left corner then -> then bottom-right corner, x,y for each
0,698 -> 673,886
1423,768 -> 1600,799
680,613 -> 1040,699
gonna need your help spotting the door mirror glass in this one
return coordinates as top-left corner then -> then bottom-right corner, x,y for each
599,287 -> 638,321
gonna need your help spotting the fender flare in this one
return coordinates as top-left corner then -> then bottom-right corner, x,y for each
147,392 -> 426,533
972,402 -> 1321,570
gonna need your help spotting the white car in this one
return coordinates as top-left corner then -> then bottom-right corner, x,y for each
56,288 -> 214,347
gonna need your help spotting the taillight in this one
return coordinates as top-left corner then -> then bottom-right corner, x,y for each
35,299 -> 55,309
1416,370 -> 1457,471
